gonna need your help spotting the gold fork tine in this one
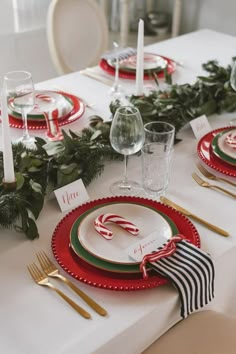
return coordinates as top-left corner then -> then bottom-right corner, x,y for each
27,265 -> 37,281
28,263 -> 43,280
27,263 -> 91,319
192,172 -> 236,199
36,251 -> 107,317
197,163 -> 236,187
42,251 -> 53,265
37,251 -> 50,270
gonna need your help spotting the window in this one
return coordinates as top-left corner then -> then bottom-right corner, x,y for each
12,0 -> 50,32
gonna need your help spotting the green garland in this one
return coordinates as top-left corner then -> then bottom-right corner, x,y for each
1,59 -> 236,239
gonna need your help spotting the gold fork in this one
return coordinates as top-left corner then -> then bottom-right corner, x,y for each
27,263 -> 91,319
197,163 -> 236,187
192,172 -> 236,199
36,251 -> 107,317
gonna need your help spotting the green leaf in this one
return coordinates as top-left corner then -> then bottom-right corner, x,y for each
16,173 -> 25,190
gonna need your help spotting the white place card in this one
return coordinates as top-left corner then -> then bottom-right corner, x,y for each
190,114 -> 212,140
54,179 -> 90,212
126,230 -> 167,263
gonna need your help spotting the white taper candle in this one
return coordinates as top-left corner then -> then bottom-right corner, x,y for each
1,88 -> 15,183
135,19 -> 144,96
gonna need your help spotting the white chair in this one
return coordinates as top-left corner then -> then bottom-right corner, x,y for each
142,310 -> 236,354
46,0 -> 109,75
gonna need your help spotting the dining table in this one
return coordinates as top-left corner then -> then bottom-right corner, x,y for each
1,29 -> 236,354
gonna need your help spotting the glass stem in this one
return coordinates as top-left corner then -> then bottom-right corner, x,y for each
122,155 -> 128,185
114,56 -> 119,91
22,110 -> 30,140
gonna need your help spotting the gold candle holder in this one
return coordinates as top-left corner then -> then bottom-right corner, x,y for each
2,179 -> 17,191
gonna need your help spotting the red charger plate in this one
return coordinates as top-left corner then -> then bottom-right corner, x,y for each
52,196 -> 200,291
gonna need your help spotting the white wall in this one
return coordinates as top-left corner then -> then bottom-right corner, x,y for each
0,29 -> 57,83
158,0 -> 236,36
0,1 -> 57,83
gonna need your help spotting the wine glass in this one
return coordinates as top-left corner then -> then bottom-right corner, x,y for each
4,71 -> 35,147
109,106 -> 145,196
35,91 -> 63,141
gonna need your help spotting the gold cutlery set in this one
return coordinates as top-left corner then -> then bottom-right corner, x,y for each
161,164 -> 234,238
27,251 -> 107,319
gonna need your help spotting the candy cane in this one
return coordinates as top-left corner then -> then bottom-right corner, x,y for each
94,213 -> 139,240
225,132 -> 236,149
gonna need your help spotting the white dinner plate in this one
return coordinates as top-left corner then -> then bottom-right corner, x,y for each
78,203 -> 174,265
108,53 -> 167,72
217,129 -> 236,159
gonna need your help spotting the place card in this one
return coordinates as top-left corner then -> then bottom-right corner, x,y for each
126,230 -> 167,262
54,179 -> 89,212
190,114 -> 212,140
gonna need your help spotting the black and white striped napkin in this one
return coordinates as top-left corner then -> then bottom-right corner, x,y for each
101,47 -> 137,62
140,235 -> 215,319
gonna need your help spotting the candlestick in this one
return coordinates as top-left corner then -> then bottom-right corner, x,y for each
135,18 -> 144,96
1,88 -> 15,183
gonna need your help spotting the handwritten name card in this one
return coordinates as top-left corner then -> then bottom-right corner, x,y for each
54,179 -> 89,212
126,230 -> 167,262
190,114 -> 212,140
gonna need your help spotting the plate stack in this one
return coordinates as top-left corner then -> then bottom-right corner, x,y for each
99,53 -> 176,80
198,127 -> 236,177
52,196 -> 200,291
8,90 -> 85,130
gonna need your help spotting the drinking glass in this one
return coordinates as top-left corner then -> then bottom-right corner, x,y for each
35,91 -> 63,141
109,106 -> 145,196
4,71 -> 35,147
142,121 -> 175,199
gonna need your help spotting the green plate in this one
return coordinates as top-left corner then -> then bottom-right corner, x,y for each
70,201 -> 179,274
212,129 -> 236,166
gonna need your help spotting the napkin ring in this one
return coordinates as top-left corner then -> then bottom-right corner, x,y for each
140,234 -> 184,279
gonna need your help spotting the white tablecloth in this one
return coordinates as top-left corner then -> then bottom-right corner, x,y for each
1,29 -> 236,354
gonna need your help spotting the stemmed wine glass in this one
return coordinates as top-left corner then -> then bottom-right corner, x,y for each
109,106 -> 145,196
4,71 -> 35,147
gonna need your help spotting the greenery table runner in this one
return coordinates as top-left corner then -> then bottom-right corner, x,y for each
1,60 -> 236,239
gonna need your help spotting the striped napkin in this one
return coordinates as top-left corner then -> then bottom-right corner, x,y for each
101,47 -> 137,62
140,235 -> 215,319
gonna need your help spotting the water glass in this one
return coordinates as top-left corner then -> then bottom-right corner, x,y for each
142,121 -> 175,199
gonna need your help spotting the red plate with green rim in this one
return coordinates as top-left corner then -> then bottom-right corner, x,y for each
51,196 -> 200,291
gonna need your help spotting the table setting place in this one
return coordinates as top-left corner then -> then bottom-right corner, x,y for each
1,26 -> 236,354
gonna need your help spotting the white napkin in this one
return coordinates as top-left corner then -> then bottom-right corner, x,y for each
101,47 -> 137,62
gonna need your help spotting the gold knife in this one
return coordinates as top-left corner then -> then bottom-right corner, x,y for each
160,196 -> 229,237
